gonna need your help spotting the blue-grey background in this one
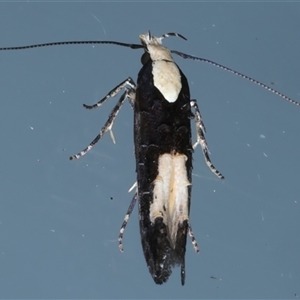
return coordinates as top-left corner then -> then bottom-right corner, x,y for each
0,2 -> 299,299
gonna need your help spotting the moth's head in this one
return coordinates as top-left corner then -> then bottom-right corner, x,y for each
139,31 -> 174,65
139,31 -> 163,47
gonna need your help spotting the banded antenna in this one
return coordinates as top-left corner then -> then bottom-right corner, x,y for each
0,40 -> 143,51
171,50 -> 300,107
0,31 -> 186,51
0,31 -> 186,52
0,33 -> 299,106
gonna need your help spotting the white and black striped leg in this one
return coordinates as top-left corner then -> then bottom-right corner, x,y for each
188,222 -> 200,254
83,77 -> 136,109
69,88 -> 135,160
118,192 -> 138,252
190,99 -> 224,179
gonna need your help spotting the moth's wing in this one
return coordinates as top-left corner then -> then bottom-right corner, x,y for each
139,215 -> 188,285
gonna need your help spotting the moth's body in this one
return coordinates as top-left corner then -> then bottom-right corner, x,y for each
3,31 -> 297,286
135,34 -> 193,284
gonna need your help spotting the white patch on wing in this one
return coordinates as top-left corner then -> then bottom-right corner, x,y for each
152,59 -> 181,103
151,153 -> 191,248
139,33 -> 182,103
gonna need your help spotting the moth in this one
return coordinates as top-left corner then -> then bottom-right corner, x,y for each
1,31 -> 299,285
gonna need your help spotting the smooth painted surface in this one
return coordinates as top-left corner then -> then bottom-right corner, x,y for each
0,2 -> 299,298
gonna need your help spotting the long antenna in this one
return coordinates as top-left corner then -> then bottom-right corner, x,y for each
1,37 -> 298,107
0,40 -> 143,51
171,50 -> 300,107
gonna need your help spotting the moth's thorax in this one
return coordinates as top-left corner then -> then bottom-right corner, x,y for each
147,44 -> 173,62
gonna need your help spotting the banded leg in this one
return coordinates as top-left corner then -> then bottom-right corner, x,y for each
118,192 -> 138,252
190,99 -> 224,179
69,87 -> 135,160
181,260 -> 186,286
128,181 -> 137,193
188,222 -> 200,254
83,77 -> 136,109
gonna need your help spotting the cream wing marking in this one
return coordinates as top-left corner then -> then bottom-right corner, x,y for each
151,153 -> 190,248
152,59 -> 182,103
140,33 -> 182,103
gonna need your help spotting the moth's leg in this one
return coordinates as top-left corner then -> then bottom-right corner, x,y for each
83,77 -> 136,109
190,99 -> 224,179
188,222 -> 200,254
118,191 -> 138,252
70,87 -> 135,160
181,258 -> 186,286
